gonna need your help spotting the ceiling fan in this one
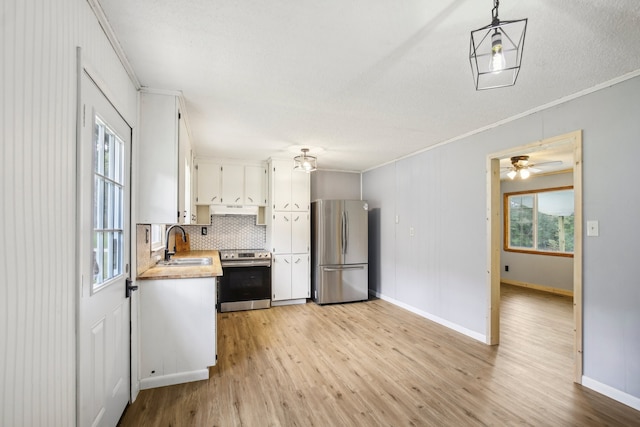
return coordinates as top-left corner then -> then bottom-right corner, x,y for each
501,155 -> 563,180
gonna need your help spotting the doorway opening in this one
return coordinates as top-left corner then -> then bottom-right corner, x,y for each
486,130 -> 583,383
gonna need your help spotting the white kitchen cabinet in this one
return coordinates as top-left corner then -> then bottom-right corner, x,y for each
245,165 -> 267,205
221,164 -> 244,204
291,212 -> 310,253
270,159 -> 310,211
267,158 -> 311,304
290,254 -> 310,299
291,168 -> 310,211
196,161 -> 222,205
272,254 -> 310,301
271,213 -> 292,254
139,277 -> 216,389
138,92 -> 185,224
178,116 -> 193,224
196,162 -> 267,206
270,212 -> 308,254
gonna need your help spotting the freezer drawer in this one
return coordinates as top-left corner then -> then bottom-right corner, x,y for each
313,264 -> 368,304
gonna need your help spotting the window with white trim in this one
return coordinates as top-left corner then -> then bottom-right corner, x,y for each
504,187 -> 574,257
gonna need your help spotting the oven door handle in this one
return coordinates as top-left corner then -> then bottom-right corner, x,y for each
222,260 -> 272,268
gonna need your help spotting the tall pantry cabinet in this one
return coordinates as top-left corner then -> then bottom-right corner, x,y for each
267,159 -> 311,304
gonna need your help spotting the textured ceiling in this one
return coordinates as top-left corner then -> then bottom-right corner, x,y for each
97,0 -> 640,171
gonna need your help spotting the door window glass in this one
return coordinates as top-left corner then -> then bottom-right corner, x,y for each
93,116 -> 125,290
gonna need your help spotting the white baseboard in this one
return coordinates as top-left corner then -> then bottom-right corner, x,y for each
582,376 -> 640,411
368,290 -> 486,344
140,369 -> 209,390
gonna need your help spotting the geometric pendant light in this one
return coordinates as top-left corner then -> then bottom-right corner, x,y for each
469,0 -> 527,90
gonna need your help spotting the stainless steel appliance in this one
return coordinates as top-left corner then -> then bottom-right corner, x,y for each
311,200 -> 369,304
218,250 -> 272,312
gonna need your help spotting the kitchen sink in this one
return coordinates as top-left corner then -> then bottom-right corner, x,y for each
158,257 -> 212,267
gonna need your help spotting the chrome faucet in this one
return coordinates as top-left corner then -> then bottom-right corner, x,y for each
164,224 -> 187,262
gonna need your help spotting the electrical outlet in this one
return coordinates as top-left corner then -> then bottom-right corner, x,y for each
505,265 -> 509,272
201,227 -> 208,236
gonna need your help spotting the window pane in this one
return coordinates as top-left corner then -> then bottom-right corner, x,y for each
537,190 -> 574,253
509,195 -> 534,248
92,115 -> 125,290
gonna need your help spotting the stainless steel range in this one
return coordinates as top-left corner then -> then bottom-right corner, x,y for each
218,249 -> 272,312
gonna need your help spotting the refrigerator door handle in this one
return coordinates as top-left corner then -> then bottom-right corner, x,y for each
341,211 -> 346,255
344,210 -> 349,254
323,265 -> 365,272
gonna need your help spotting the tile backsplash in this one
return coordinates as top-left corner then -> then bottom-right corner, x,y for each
183,215 -> 266,250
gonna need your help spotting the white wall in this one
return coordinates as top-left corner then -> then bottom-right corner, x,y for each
501,172 -> 574,292
363,75 -> 640,407
1,0 -> 138,425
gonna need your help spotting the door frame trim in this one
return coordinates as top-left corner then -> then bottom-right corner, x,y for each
486,130 -> 583,383
75,47 -> 136,426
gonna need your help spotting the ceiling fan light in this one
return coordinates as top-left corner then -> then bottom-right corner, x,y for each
293,148 -> 317,173
519,168 -> 530,179
507,170 -> 517,180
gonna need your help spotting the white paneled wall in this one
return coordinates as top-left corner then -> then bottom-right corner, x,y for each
1,0 -> 137,425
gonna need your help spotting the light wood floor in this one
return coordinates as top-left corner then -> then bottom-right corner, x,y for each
119,284 -> 640,426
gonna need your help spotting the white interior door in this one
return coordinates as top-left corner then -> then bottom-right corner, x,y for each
77,71 -> 131,427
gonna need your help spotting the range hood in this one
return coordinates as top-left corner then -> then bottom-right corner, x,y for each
211,205 -> 259,216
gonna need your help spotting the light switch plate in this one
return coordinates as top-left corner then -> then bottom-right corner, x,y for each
587,220 -> 599,237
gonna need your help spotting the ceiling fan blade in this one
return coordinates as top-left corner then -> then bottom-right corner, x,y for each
530,160 -> 563,168
529,167 -> 542,173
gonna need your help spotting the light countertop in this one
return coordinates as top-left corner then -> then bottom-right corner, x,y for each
137,250 -> 222,280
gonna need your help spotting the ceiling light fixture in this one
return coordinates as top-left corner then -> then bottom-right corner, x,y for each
293,148 -> 317,173
507,155 -> 532,180
469,0 -> 527,90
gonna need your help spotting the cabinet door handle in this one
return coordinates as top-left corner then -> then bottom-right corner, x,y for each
294,216 -> 300,222
294,258 -> 301,264
285,259 -> 290,264
284,203 -> 289,209
284,216 -> 289,222
248,197 -> 254,203
211,196 -> 217,202
235,197 -> 241,203
294,203 -> 300,209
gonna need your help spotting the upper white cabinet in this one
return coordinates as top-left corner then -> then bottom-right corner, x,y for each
177,116 -> 193,224
244,165 -> 267,206
221,165 -> 244,205
270,159 -> 310,211
196,162 -> 222,205
195,161 -> 267,206
138,92 -> 191,224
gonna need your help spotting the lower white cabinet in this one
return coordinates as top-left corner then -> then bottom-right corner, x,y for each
272,254 -> 310,301
139,277 -> 216,389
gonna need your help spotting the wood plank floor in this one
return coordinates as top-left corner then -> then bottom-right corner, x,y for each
118,284 -> 640,426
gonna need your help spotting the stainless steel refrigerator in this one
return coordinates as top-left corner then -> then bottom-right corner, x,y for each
311,200 -> 369,304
